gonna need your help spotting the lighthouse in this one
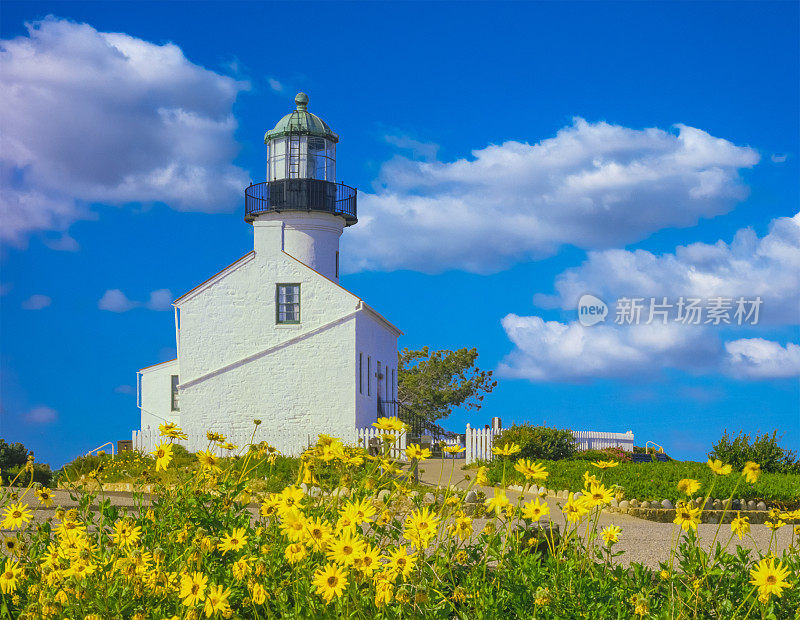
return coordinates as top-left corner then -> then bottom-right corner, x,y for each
245,93 -> 357,282
134,94 -> 402,454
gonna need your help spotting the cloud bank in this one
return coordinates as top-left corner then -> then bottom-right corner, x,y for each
1,17 -> 250,247
344,118 -> 759,274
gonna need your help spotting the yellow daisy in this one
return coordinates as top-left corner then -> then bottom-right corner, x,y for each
673,502 -> 701,531
218,527 -> 248,555
513,459 -> 549,481
743,461 -> 761,483
601,525 -> 621,545
749,557 -> 791,600
1,503 -> 32,530
284,542 -> 307,564
372,417 -> 406,432
731,513 -> 750,540
405,444 -> 432,460
591,460 -> 619,469
521,498 -> 550,521
313,563 -> 348,603
326,530 -> 365,566
0,560 -> 21,595
203,584 -> 231,617
485,488 -> 511,516
492,443 -> 521,457
707,459 -> 732,476
179,571 -> 208,606
677,479 -> 701,495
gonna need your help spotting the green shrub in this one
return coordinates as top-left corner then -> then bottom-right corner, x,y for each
0,438 -> 53,486
709,430 -> 800,474
495,424 -> 576,461
571,446 -> 632,462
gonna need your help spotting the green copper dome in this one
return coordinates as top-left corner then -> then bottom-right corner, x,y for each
264,93 -> 339,144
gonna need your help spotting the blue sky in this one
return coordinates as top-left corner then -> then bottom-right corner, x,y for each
1,1 -> 798,467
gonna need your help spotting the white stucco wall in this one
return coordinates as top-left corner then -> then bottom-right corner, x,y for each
354,309 -> 400,428
138,359 -> 180,431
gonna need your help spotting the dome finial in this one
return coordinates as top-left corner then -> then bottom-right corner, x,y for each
295,92 -> 309,111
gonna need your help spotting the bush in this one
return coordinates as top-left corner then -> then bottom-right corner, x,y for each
495,424 -> 576,461
0,438 -> 53,486
709,430 -> 800,474
572,447 -> 632,463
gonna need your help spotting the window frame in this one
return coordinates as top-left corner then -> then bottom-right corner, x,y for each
170,375 -> 180,412
275,283 -> 301,324
359,353 -> 363,394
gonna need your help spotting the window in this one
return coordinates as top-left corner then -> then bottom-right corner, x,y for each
391,369 -> 395,400
377,361 -> 382,399
367,356 -> 371,396
359,353 -> 363,394
276,284 -> 300,323
170,375 -> 180,411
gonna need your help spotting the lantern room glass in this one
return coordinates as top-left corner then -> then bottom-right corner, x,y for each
267,136 -> 336,182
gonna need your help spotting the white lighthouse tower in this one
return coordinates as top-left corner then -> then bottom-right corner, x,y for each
245,92 -> 357,282
135,94 -> 401,454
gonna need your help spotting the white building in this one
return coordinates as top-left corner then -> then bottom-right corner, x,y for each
135,94 -> 402,453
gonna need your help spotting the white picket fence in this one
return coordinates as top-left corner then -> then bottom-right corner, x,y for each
464,426 -> 635,464
132,425 -> 408,461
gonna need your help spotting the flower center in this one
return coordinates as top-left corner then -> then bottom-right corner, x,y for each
327,575 -> 338,587
343,545 -> 353,555
766,575 -> 777,584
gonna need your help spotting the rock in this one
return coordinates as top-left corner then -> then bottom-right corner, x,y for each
610,498 -> 619,507
661,499 -> 674,509
299,482 -> 308,493
464,490 -> 478,503
423,493 -> 436,504
712,500 -> 723,510
572,491 -> 583,500
747,500 -> 757,510
756,501 -> 767,511
308,486 -> 321,497
409,491 -> 418,500
377,489 -> 390,502
619,500 -> 630,509
629,499 -> 640,508
463,504 -> 475,516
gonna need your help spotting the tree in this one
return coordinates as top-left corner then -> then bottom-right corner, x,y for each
397,346 -> 497,424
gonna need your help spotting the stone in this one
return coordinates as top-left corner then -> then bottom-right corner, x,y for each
464,490 -> 478,503
409,491 -> 418,500
572,491 -> 582,500
756,501 -> 767,511
377,489 -> 390,502
747,500 -> 757,510
299,482 -> 308,493
610,498 -> 619,507
619,500 -> 630,509
713,500 -> 723,510
629,499 -> 640,508
661,499 -> 674,509
308,486 -> 321,497
423,493 -> 436,504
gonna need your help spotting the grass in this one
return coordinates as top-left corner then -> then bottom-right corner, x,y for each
475,458 -> 800,506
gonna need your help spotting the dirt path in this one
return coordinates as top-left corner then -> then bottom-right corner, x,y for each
414,459 -> 795,569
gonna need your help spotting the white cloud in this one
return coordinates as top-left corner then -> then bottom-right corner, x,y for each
145,288 -> 174,311
498,314 -> 799,382
383,134 -> 439,161
0,17 -> 250,247
98,288 -> 173,312
267,77 -> 284,92
535,212 -> 800,324
770,153 -> 788,163
342,118 -> 759,274
25,405 -> 58,424
21,294 -> 51,310
114,384 -> 135,395
98,289 -> 138,312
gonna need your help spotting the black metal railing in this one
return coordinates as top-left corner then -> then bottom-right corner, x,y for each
385,402 -> 458,443
245,179 -> 357,225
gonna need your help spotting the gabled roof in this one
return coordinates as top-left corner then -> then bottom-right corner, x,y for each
173,251 -> 255,306
138,358 -> 178,372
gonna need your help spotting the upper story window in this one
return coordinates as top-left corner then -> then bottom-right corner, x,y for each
170,375 -> 180,411
276,284 -> 301,324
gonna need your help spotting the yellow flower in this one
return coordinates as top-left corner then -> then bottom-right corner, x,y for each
206,431 -> 227,443
475,466 -> 489,486
280,509 -> 307,542
731,513 -> 750,540
0,559 -> 21,594
443,444 -> 466,454
707,458 -> 732,476
327,530 -> 365,566
765,519 -> 786,531
562,495 -> 590,523
582,471 -> 600,488
159,422 -> 187,439
260,496 -> 280,518
448,514 -> 473,540
749,557 -> 791,600
659,569 -> 670,580
151,442 -> 174,471
232,558 -> 250,580
251,582 -> 268,605
218,527 -> 248,555
203,584 -> 231,617
385,547 -> 416,580
1,503 -> 32,530
303,516 -> 333,551
521,498 -> 550,521
284,542 -> 307,564
485,488 -> 511,516
514,459 -> 549,481
313,563 -> 348,603
372,417 -> 406,432
36,487 -> 54,507
353,543 -> 382,577
586,483 -> 614,507
279,486 -> 305,512
403,506 -> 440,549
492,443 -> 521,457
405,444 -> 432,460
196,451 -> 221,473
179,571 -> 208,606
374,572 -> 394,607
601,525 -> 621,545
113,519 -> 142,548
673,502 -> 701,531
743,461 -> 761,483
677,478 -> 701,495
591,460 -> 619,469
